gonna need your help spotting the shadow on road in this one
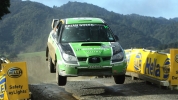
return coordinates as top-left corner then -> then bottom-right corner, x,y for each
29,83 -> 77,100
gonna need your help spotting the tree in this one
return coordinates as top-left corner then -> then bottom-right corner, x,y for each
0,0 -> 10,20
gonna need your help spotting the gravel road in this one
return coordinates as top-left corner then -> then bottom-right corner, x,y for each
14,56 -> 178,100
29,76 -> 178,100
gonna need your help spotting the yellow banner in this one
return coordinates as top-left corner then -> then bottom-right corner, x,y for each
125,49 -> 170,80
2,62 -> 30,100
144,51 -> 170,80
170,49 -> 178,85
0,74 -> 7,100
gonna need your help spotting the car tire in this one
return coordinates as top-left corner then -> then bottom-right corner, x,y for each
30,94 -> 34,100
48,54 -> 55,73
56,70 -> 67,86
113,74 -> 125,84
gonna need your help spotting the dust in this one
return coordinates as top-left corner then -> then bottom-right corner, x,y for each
14,55 -> 95,84
14,56 -> 56,84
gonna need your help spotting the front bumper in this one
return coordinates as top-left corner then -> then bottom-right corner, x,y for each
58,60 -> 127,76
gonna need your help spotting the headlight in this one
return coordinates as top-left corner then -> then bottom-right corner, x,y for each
111,52 -> 124,63
62,52 -> 78,64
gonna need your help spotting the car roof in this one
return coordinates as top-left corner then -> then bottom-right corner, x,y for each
60,17 -> 105,24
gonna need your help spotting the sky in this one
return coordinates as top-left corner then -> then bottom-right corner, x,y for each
27,0 -> 178,19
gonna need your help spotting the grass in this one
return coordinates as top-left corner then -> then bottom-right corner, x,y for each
18,51 -> 46,58
13,51 -> 56,84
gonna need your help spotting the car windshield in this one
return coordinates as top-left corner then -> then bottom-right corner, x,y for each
60,24 -> 115,42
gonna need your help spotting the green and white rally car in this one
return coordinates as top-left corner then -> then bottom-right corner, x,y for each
46,17 -> 127,86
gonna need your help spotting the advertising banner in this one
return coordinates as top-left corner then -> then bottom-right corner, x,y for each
0,74 -> 8,100
170,49 -> 178,85
2,62 -> 30,100
125,49 -> 170,80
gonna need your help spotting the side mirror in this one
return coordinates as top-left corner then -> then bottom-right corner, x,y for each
114,35 -> 119,41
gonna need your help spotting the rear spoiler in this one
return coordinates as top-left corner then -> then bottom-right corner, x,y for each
51,19 -> 59,29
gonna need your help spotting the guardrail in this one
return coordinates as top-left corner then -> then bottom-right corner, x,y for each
0,57 -> 32,100
125,48 -> 178,90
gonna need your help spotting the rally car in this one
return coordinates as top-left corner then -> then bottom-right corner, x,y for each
46,17 -> 127,86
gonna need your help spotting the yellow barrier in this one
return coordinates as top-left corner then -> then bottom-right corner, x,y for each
170,49 -> 178,86
125,48 -> 178,90
0,62 -> 31,100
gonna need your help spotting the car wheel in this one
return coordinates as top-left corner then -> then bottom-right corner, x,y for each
30,94 -> 34,100
48,54 -> 55,73
56,70 -> 67,86
113,74 -> 125,84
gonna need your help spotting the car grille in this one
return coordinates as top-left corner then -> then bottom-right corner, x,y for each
102,57 -> 111,61
77,57 -> 87,61
88,57 -> 100,63
77,56 -> 111,62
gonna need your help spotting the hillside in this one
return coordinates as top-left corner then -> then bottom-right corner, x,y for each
0,0 -> 178,55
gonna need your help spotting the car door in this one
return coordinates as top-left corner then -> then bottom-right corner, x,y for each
50,22 -> 62,62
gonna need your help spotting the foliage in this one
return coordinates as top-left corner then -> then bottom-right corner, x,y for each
0,0 -> 10,19
158,41 -> 178,50
0,0 -> 178,55
8,52 -> 17,58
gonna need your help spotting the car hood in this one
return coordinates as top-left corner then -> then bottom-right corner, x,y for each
59,42 -> 122,57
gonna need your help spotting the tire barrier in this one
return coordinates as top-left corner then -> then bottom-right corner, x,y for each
0,57 -> 32,100
125,48 -> 178,90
